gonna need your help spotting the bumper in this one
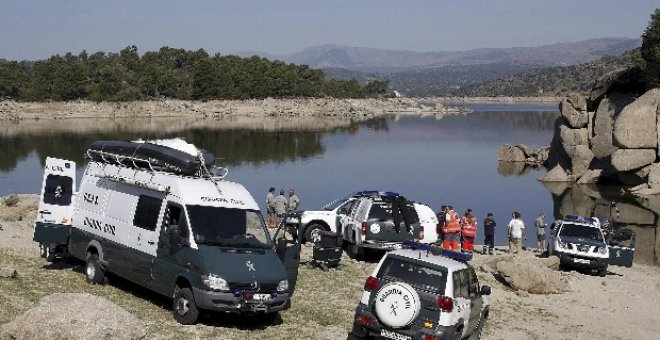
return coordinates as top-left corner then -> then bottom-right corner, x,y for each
360,241 -> 404,251
351,303 -> 457,340
556,251 -> 608,270
192,287 -> 290,314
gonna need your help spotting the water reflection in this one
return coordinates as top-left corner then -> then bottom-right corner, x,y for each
544,182 -> 660,265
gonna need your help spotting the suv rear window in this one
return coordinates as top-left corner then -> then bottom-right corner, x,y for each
559,223 -> 604,242
377,255 -> 447,294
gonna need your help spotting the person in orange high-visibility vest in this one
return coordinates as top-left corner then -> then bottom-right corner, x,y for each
442,205 -> 461,250
461,211 -> 478,252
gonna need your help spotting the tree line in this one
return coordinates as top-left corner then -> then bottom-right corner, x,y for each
0,46 -> 391,102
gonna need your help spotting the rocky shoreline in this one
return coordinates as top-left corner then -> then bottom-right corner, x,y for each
0,97 -> 472,121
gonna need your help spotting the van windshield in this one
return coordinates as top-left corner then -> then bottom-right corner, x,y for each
187,206 -> 271,248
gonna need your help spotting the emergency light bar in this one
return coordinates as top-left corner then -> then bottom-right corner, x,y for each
351,190 -> 400,198
564,215 -> 598,225
402,240 -> 473,262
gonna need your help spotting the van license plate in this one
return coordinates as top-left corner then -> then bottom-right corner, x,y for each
252,293 -> 271,301
573,258 -> 590,264
381,329 -> 411,340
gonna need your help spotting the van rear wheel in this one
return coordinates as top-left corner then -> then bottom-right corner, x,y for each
173,286 -> 199,325
85,254 -> 105,284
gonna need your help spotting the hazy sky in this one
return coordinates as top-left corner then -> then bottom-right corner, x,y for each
1,0 -> 657,60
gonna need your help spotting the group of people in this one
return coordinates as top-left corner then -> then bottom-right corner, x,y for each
435,206 -> 549,256
436,205 -> 479,253
266,187 -> 301,228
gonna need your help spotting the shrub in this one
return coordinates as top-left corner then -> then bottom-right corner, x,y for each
4,193 -> 19,207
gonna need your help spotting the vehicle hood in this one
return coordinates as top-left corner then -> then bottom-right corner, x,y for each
558,235 -> 605,247
197,245 -> 287,284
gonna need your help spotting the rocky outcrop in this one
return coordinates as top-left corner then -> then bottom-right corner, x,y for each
536,67 -> 660,191
0,293 -> 146,340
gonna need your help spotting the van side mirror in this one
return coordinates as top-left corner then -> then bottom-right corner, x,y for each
169,226 -> 181,246
481,285 -> 492,296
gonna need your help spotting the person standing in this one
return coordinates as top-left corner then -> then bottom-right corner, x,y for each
483,212 -> 496,255
436,205 -> 447,246
287,189 -> 300,211
508,211 -> 526,254
461,210 -> 478,252
442,205 -> 461,251
274,189 -> 288,225
534,212 -> 547,253
266,187 -> 276,228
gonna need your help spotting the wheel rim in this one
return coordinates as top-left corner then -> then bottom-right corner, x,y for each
177,296 -> 190,316
310,228 -> 321,242
86,262 -> 95,279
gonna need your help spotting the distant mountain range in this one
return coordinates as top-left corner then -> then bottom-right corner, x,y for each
236,37 -> 640,97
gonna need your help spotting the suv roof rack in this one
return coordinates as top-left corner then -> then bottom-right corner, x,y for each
402,240 -> 473,262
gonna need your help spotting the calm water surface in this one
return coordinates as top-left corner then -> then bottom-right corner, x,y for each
0,104 -> 558,249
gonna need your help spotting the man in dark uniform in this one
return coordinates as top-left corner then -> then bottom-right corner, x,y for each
436,205 -> 447,245
483,212 -> 496,255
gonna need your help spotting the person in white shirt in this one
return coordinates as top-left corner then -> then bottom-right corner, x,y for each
508,211 -> 526,254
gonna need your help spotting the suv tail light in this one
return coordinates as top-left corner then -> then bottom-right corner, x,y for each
419,225 -> 424,240
361,222 -> 367,236
364,276 -> 379,292
437,296 -> 453,312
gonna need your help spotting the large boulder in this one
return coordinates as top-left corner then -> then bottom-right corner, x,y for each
613,89 -> 660,149
538,165 -> 572,182
497,144 -> 526,162
560,93 -> 589,128
571,145 -> 595,178
591,93 -> 638,159
560,126 -> 589,158
611,148 -> 656,171
0,293 -> 146,340
577,169 -> 603,184
647,163 -> 660,190
495,257 -> 568,294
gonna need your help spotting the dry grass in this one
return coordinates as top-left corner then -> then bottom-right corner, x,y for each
0,246 -> 380,340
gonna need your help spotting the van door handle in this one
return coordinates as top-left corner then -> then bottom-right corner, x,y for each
147,241 -> 155,245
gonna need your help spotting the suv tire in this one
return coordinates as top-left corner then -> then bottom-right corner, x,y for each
598,269 -> 607,277
304,223 -> 325,243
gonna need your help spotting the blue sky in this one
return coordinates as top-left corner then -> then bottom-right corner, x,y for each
1,0 -> 657,60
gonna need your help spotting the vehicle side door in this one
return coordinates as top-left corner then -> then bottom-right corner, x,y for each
607,228 -> 635,267
150,201 -> 190,296
452,269 -> 472,337
273,212 -> 302,296
342,198 -> 369,243
465,267 -> 483,334
335,199 -> 357,236
129,193 -> 165,286
34,157 -> 77,245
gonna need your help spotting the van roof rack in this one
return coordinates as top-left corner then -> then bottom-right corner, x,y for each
402,240 -> 473,262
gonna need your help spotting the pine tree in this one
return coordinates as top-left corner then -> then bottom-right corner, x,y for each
641,8 -> 660,89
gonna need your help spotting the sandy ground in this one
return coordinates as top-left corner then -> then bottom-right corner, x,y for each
1,194 -> 659,339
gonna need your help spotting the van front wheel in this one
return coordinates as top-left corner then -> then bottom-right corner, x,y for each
85,254 -> 105,284
173,286 -> 199,325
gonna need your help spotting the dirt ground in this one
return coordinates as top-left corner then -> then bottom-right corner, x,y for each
1,194 -> 659,339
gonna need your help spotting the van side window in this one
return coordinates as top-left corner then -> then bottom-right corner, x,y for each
467,268 -> 479,296
43,174 -> 73,206
133,195 -> 163,231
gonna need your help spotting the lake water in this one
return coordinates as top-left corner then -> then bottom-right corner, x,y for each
1,103 -> 658,265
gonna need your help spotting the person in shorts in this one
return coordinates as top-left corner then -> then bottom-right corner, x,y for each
534,212 -> 547,253
508,211 -> 526,254
266,187 -> 276,228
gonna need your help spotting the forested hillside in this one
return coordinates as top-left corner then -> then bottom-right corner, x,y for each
0,46 -> 390,102
453,50 -> 638,97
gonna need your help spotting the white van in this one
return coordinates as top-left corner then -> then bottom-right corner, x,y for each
33,139 -> 301,324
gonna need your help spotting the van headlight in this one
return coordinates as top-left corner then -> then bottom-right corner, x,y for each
277,279 -> 289,292
597,247 -> 609,256
202,274 -> 229,291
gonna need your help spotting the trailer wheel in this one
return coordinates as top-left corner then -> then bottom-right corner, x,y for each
173,286 -> 199,325
85,254 -> 105,284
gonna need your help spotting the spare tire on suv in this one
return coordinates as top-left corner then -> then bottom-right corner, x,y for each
373,282 -> 421,329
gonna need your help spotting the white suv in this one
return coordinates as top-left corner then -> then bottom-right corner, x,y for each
549,215 -> 609,276
350,243 -> 491,340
